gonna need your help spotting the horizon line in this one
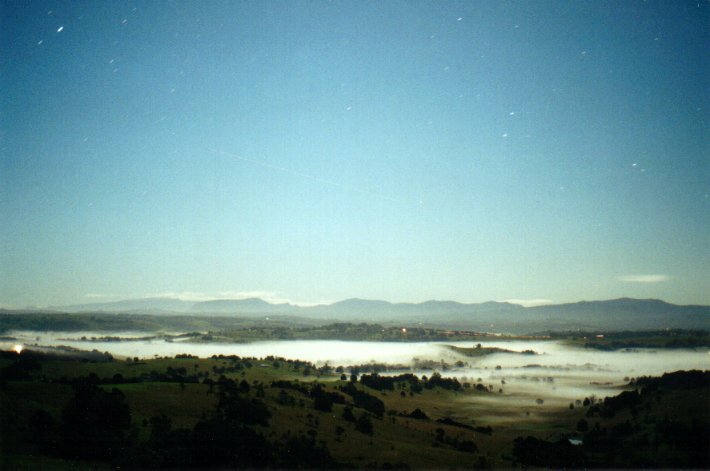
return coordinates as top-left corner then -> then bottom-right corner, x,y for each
4,296 -> 709,311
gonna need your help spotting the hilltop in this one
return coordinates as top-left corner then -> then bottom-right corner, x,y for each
9,297 -> 706,334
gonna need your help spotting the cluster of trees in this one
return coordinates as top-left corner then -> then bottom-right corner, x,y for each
423,372 -> 462,391
24,373 -> 337,468
340,381 -> 385,417
513,370 -> 709,468
359,372 -> 423,393
358,371 -> 461,394
0,351 -> 43,382
5,349 -> 529,468
549,329 -> 710,350
633,369 -> 710,390
217,322 -> 492,343
266,323 -> 474,342
512,436 -> 586,468
436,417 -> 492,435
0,312 -> 163,333
311,383 -> 347,412
433,427 -> 478,453
585,390 -> 641,419
26,376 -> 134,461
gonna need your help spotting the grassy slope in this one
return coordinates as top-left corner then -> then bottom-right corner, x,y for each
579,386 -> 709,467
4,353 -> 705,468
0,354 -> 587,469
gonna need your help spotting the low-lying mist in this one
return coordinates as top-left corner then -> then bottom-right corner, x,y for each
3,330 -> 708,405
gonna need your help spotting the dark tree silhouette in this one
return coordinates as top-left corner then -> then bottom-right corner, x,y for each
342,406 -> 356,423
191,418 -> 272,467
28,408 -> 58,454
59,380 -> 132,461
274,434 -> 336,468
356,414 -> 374,435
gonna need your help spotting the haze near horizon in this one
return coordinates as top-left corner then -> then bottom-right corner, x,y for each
2,1 -> 708,309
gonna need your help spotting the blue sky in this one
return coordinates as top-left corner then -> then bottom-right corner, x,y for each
1,0 -> 708,308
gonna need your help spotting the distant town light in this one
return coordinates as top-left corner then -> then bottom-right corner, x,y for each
401,328 -> 407,333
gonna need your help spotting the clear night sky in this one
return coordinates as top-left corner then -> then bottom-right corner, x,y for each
1,1 -> 708,308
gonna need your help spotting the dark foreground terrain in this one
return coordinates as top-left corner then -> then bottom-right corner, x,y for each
1,347 -> 708,469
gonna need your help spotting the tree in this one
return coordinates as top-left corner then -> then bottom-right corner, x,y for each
274,434 -> 336,468
149,414 -> 172,442
132,414 -> 191,468
342,406 -> 356,423
355,414 -> 373,435
191,418 -> 272,467
341,382 -> 385,417
59,380 -> 132,461
220,395 -> 271,426
407,408 -> 429,420
28,408 -> 58,454
313,392 -> 333,412
335,425 -> 345,441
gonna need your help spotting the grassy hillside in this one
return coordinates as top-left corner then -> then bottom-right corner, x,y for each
0,348 -> 579,469
511,370 -> 710,468
1,348 -> 707,469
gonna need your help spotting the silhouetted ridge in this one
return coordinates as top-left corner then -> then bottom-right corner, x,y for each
48,297 -> 709,333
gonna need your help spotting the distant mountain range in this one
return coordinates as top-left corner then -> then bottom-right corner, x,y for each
48,297 -> 710,333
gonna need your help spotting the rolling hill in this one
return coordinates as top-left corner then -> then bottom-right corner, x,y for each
47,297 -> 710,333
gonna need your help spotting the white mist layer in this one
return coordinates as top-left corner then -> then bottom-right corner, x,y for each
3,332 -> 708,404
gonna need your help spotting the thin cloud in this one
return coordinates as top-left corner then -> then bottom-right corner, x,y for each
618,274 -> 670,283
144,291 -> 214,302
501,298 -> 554,307
218,290 -> 278,301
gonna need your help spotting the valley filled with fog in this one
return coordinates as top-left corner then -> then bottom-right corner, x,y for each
5,330 -> 708,407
